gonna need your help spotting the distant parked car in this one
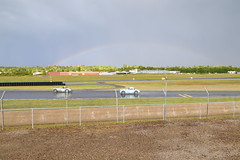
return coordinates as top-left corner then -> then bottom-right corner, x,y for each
53,86 -> 72,93
120,87 -> 140,95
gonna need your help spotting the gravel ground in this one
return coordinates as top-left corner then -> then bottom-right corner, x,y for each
0,118 -> 240,160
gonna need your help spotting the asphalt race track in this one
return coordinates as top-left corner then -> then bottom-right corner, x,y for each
0,90 -> 240,100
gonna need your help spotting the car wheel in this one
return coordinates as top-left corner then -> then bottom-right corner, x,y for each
134,91 -> 138,96
121,91 -> 125,95
65,89 -> 70,93
53,89 -> 58,93
121,94 -> 126,98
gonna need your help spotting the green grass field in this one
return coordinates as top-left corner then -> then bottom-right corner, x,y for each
110,79 -> 240,91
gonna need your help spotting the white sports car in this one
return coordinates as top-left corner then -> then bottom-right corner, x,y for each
120,87 -> 140,95
53,86 -> 72,93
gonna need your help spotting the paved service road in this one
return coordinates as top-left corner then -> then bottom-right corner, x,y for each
0,90 -> 240,100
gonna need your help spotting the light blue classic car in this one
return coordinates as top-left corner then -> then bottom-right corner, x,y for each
53,86 -> 72,93
120,87 -> 140,95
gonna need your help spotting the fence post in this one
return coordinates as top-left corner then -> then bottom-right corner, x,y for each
1,101 -> 3,130
122,105 -> 125,123
206,103 -> 209,119
116,106 -> 119,123
1,106 -> 3,130
162,88 -> 167,120
1,91 -> 6,130
32,108 -> 34,129
115,89 -> 119,123
162,104 -> 166,120
79,107 -> 82,126
204,87 -> 209,119
65,96 -> 69,125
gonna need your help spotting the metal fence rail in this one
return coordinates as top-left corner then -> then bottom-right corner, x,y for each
1,101 -> 240,129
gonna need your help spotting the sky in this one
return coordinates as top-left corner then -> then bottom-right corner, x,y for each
0,0 -> 240,67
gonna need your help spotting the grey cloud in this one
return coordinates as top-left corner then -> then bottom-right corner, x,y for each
0,0 -> 239,66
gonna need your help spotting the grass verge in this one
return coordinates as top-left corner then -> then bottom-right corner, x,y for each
3,97 -> 240,110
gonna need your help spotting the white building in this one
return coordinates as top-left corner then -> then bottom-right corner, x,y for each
129,69 -> 180,74
33,72 -> 43,75
228,71 -> 237,74
99,72 -> 117,75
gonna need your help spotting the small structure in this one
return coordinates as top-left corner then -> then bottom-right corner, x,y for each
80,71 -> 100,75
130,70 -> 180,74
129,69 -> 138,74
228,71 -> 237,74
99,72 -> 117,75
116,71 -> 130,75
33,72 -> 43,75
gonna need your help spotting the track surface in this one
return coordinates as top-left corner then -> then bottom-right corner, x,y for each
1,90 -> 240,99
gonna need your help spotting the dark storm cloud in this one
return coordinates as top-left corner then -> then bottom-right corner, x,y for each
0,0 -> 239,66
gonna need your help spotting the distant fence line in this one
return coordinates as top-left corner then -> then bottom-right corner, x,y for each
1,101 -> 240,130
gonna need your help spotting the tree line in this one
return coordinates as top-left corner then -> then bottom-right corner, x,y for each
0,65 -> 239,76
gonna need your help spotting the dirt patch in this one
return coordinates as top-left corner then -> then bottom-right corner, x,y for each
0,118 -> 240,160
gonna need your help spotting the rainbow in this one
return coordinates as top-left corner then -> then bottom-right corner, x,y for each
53,43 -> 118,66
53,42 -> 214,66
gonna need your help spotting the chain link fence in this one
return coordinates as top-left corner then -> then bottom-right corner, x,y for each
1,101 -> 240,129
